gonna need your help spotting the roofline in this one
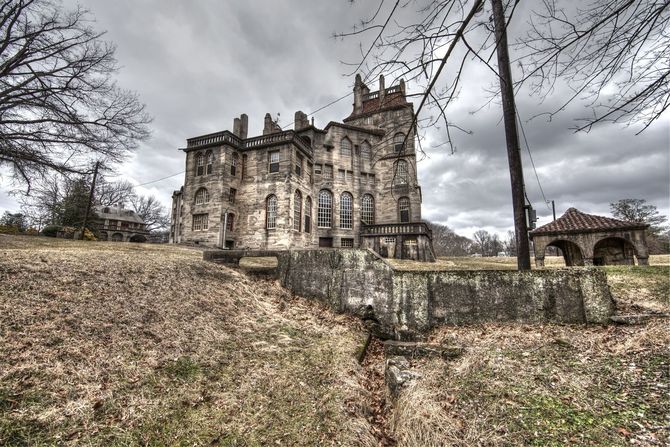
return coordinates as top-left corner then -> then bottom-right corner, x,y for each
343,102 -> 413,123
529,224 -> 649,238
323,121 -> 385,136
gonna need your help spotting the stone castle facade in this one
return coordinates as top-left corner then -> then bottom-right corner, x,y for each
169,75 -> 434,261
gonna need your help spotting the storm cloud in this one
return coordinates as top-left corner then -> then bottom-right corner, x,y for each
1,0 -> 667,238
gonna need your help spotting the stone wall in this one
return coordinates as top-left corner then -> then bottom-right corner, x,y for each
204,248 -> 615,338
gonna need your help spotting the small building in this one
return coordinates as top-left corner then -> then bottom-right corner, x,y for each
530,207 -> 649,267
93,205 -> 148,242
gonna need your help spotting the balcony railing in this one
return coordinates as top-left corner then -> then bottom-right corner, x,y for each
97,225 -> 149,234
242,130 -> 312,154
360,222 -> 432,238
187,131 -> 242,149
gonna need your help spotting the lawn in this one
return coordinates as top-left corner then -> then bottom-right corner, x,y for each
1,235 -> 668,446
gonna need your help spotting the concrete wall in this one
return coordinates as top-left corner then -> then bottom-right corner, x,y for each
204,248 -> 615,338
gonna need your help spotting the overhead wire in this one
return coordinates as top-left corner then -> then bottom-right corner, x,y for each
515,104 -> 552,211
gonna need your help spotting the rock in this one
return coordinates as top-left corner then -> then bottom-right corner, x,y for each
384,340 -> 464,359
385,356 -> 421,399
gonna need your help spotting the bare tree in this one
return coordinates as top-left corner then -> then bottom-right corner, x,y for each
128,194 -> 169,233
0,0 -> 151,190
95,177 -> 135,207
516,0 -> 670,132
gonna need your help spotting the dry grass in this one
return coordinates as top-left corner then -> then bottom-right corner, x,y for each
0,235 -> 377,446
390,255 -> 670,446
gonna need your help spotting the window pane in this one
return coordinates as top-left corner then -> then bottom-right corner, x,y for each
317,190 -> 332,228
362,194 -> 374,224
394,133 -> 405,153
340,193 -> 353,229
266,195 -> 277,229
294,191 -> 302,231
341,138 -> 352,156
361,141 -> 371,159
399,197 -> 410,223
395,160 -> 409,185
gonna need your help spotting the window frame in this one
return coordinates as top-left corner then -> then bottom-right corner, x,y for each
398,197 -> 411,223
304,196 -> 312,233
266,195 -> 278,229
393,133 -> 406,153
269,150 -> 280,173
317,190 -> 333,228
192,213 -> 209,231
341,137 -> 352,156
195,188 -> 210,205
231,153 -> 238,176
293,190 -> 302,231
361,194 -> 375,225
340,192 -> 353,230
195,152 -> 205,176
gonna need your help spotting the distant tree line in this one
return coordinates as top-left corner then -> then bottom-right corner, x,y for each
7,173 -> 169,237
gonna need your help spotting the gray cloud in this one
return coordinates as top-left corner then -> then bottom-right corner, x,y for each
1,1 -> 668,240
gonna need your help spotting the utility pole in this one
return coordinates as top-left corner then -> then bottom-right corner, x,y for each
490,0 -> 531,270
551,200 -> 556,221
80,161 -> 100,240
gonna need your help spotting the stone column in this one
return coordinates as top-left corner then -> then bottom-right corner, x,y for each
535,256 -> 545,268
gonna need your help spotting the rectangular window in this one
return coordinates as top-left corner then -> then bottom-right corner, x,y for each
341,238 -> 354,248
384,236 -> 396,244
368,174 -> 375,185
229,188 -> 236,204
269,150 -> 280,173
338,169 -> 345,181
295,152 -> 303,177
323,164 -> 333,179
403,237 -> 418,246
226,214 -> 234,231
314,163 -> 322,175
192,214 -> 209,231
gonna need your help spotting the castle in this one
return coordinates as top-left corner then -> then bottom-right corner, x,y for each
169,75 -> 434,261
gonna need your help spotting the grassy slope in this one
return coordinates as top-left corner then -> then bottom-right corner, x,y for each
391,256 -> 670,447
0,235 -> 376,446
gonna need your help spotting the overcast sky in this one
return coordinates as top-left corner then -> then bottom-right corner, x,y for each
1,0 -> 668,238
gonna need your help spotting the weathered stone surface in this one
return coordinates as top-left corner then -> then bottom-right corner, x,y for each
385,356 -> 420,399
383,340 -> 464,359
203,248 -> 616,335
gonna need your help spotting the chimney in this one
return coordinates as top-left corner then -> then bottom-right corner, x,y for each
294,110 -> 309,130
239,113 -> 248,139
263,113 -> 273,135
353,73 -> 364,115
379,74 -> 385,103
233,117 -> 241,137
399,78 -> 406,96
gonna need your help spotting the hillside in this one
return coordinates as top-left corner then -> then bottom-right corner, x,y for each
1,235 -> 668,446
0,236 -> 376,446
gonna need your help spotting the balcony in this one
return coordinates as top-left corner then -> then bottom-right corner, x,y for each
186,130 -> 242,149
360,222 -> 432,238
242,130 -> 312,155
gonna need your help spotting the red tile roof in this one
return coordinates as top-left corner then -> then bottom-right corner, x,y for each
530,208 -> 648,236
344,91 -> 409,121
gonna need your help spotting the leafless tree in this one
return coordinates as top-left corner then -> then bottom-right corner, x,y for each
95,177 -> 135,207
0,0 -> 151,190
515,0 -> 670,133
128,194 -> 169,233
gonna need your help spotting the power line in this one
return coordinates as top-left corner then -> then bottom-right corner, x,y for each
281,91 -> 354,130
515,105 -> 551,211
134,171 -> 184,187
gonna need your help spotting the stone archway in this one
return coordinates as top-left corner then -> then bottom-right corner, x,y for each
546,239 -> 585,266
593,237 -> 637,265
111,233 -> 123,242
129,234 -> 147,243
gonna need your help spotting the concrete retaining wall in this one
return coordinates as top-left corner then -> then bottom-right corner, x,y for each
204,249 -> 615,338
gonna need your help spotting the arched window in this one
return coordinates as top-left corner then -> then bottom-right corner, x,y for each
317,190 -> 332,228
206,151 -> 214,175
266,195 -> 278,229
226,213 -> 234,231
294,190 -> 302,231
361,140 -> 371,159
231,153 -> 238,176
195,152 -> 205,176
195,188 -> 209,205
340,192 -> 353,229
341,137 -> 352,156
361,194 -> 375,225
393,133 -> 406,153
398,197 -> 411,223
304,196 -> 312,233
394,159 -> 409,185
